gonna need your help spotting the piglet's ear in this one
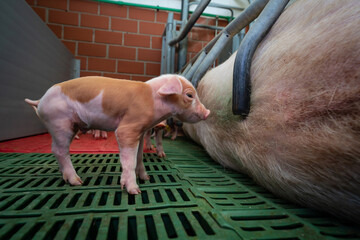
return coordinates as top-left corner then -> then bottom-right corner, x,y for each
157,75 -> 183,96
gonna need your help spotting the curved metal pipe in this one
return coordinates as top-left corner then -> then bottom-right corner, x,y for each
189,1 -> 239,18
168,0 -> 211,46
232,0 -> 289,116
191,0 -> 269,87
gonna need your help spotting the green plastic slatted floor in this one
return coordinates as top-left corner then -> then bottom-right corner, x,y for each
0,137 -> 359,240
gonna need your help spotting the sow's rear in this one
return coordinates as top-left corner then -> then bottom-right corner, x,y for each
184,0 -> 360,223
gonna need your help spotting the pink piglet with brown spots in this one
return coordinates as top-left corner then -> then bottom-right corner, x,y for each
25,74 -> 210,194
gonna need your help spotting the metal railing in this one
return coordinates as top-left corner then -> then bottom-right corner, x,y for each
161,0 -> 289,117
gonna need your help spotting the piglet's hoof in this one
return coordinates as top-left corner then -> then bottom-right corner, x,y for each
139,173 -> 150,181
63,171 -> 83,186
121,177 -> 141,195
121,182 -> 141,195
145,145 -> 154,151
157,151 -> 166,158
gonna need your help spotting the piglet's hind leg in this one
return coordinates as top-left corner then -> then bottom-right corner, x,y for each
48,120 -> 83,186
136,135 -> 150,181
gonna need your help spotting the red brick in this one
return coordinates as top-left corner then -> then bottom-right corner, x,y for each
111,18 -> 137,33
95,30 -> 122,45
81,14 -> 109,29
218,19 -> 229,27
49,10 -> 79,26
205,18 -> 220,26
196,16 -> 209,25
103,73 -> 131,79
138,48 -> 161,62
131,75 -> 151,82
156,11 -> 168,23
48,24 -> 62,38
146,63 -> 160,76
124,34 -> 150,48
81,71 -> 102,77
156,11 -> 181,23
100,2 -> 127,18
64,26 -> 92,41
62,40 -> 76,54
38,0 -> 67,10
118,60 -> 144,74
151,36 -> 162,49
76,56 -> 87,70
129,7 -> 155,21
78,42 -> 106,57
109,46 -> 136,60
70,0 -> 98,14
174,12 -> 181,21
26,0 -> 35,5
139,22 -> 165,35
32,7 -> 46,22
88,58 -> 116,72
187,40 -> 203,53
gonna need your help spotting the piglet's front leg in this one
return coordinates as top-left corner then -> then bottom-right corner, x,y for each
115,126 -> 142,195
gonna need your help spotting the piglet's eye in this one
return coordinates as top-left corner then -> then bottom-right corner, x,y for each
186,93 -> 193,98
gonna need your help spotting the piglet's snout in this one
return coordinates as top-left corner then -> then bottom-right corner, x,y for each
203,109 -> 210,120
197,103 -> 210,120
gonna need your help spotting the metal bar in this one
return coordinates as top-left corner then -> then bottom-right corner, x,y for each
177,0 -> 190,72
72,59 -> 81,79
189,1 -> 238,18
174,21 -> 224,31
232,0 -> 289,116
166,12 -> 174,74
181,62 -> 192,76
160,33 -> 167,74
168,0 -> 211,46
180,0 -> 268,77
185,51 -> 207,81
191,0 -> 269,87
191,33 -> 231,87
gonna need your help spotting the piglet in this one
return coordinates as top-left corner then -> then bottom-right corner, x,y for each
144,120 -> 167,157
25,74 -> 210,194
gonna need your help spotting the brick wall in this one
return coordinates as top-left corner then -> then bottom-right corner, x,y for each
26,0 -> 228,81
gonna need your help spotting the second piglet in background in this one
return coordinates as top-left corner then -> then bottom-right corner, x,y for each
25,74 -> 210,194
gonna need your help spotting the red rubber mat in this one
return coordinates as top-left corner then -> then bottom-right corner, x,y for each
0,133 -> 155,154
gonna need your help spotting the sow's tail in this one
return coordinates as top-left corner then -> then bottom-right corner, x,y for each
25,98 -> 40,117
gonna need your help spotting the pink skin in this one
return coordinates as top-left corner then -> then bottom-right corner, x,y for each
25,74 -> 210,194
74,130 -> 107,140
93,130 -> 107,139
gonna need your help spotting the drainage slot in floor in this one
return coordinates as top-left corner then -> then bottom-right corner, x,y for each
67,193 -> 82,208
1,223 -> 25,239
161,213 -> 177,238
145,215 -> 158,240
128,216 -> 137,240
34,194 -> 55,210
66,219 -> 84,240
25,222 -> 45,239
114,191 -> 122,206
0,195 -> 24,211
177,212 -> 196,237
44,220 -> 65,239
192,211 -> 215,235
99,192 -> 109,206
86,218 -> 101,240
50,193 -> 69,209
